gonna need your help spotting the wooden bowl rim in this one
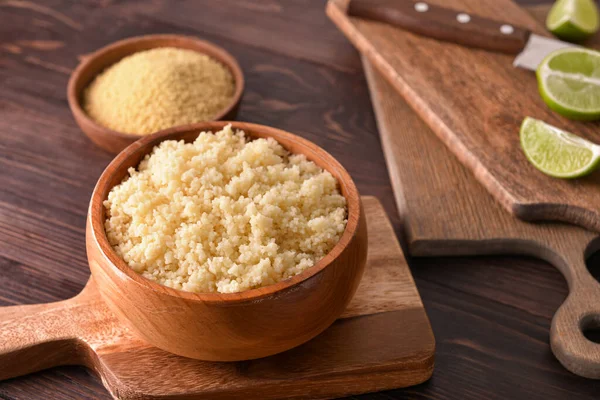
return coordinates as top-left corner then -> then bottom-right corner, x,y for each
67,34 -> 245,140
89,121 -> 362,303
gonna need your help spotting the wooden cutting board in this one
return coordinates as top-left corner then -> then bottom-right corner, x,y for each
0,196 -> 435,400
359,3 -> 600,378
327,0 -> 600,233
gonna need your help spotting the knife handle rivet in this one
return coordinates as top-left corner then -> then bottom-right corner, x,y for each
414,2 -> 429,12
500,24 -> 515,35
456,13 -> 471,23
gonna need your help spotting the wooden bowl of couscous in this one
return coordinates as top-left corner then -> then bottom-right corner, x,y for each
68,34 -> 244,153
86,121 -> 367,361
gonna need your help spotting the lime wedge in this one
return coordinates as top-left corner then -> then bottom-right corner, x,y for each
520,117 -> 600,178
546,0 -> 599,42
536,47 -> 600,120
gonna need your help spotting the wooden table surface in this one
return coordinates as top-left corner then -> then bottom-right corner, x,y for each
1,0 -> 600,399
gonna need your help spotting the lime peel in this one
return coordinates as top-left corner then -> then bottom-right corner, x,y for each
520,117 -> 600,179
546,0 -> 599,41
536,48 -> 600,121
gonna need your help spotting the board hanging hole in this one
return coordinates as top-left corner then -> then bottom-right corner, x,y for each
580,243 -> 600,344
581,314 -> 600,344
585,248 -> 600,285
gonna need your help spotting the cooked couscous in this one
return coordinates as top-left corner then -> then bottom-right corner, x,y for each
84,47 -> 235,135
104,125 -> 348,293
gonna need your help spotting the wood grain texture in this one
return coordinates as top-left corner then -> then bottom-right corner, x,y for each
3,0 -> 600,398
361,11 -> 600,379
68,34 -> 245,153
327,0 -> 600,232
87,121 -> 367,361
0,197 -> 435,399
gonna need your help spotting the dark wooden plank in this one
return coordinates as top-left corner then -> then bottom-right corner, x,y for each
0,0 -> 361,73
4,0 -> 600,399
121,0 -> 362,73
411,256 -> 600,400
0,2 -> 396,282
0,3 -> 391,206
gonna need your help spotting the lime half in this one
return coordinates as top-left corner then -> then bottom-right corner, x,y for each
536,47 -> 600,120
520,117 -> 600,178
546,0 -> 599,42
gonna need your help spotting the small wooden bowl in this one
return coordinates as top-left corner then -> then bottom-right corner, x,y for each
86,121 -> 368,361
67,35 -> 244,154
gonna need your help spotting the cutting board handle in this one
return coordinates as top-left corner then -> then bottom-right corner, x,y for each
549,243 -> 600,379
0,280 -> 98,381
347,0 -> 531,54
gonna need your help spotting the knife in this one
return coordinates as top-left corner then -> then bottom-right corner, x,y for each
347,0 -> 577,71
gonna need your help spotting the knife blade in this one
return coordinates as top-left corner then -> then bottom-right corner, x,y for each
347,0 -> 577,71
512,34 -> 577,70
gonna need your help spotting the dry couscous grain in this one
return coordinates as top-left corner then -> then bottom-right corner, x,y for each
84,47 -> 235,135
104,125 -> 348,293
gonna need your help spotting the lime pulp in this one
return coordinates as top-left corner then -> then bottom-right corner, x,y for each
520,117 -> 600,178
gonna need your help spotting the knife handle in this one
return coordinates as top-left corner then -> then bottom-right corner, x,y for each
347,0 -> 531,54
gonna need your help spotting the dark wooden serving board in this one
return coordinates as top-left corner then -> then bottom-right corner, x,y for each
360,13 -> 600,378
327,0 -> 600,233
0,197 -> 435,399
